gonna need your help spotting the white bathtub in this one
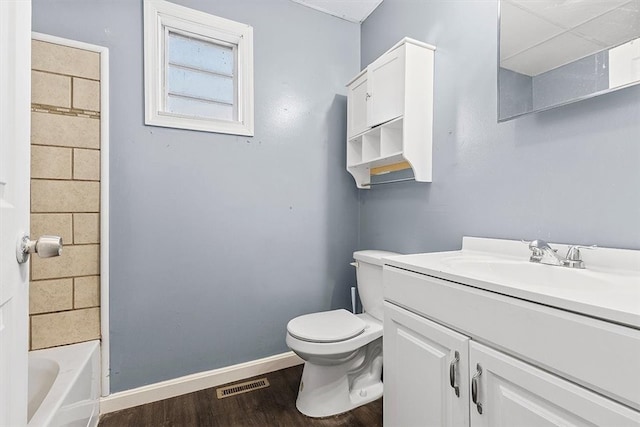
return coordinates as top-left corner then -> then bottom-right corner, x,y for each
28,340 -> 100,427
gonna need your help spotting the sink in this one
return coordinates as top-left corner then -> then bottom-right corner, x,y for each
383,237 -> 640,328
440,255 -> 612,292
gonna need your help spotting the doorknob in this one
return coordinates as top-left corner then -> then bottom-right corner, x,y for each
16,233 -> 63,264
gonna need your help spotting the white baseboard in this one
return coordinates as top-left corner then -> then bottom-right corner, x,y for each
99,351 -> 303,414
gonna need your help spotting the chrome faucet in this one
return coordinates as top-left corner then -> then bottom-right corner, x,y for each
528,240 -> 595,269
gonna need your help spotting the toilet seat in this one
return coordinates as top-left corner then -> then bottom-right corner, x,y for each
287,309 -> 365,343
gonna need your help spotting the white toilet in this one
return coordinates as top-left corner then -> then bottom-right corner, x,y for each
285,250 -> 399,418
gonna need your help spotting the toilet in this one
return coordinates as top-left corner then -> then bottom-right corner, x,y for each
285,250 -> 399,418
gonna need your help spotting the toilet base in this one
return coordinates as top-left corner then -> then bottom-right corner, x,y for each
295,338 -> 383,418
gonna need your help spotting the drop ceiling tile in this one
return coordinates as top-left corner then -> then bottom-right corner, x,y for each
501,31 -> 604,76
512,0 -> 629,29
500,0 -> 565,60
572,1 -> 640,47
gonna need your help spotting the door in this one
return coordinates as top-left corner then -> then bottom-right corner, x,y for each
384,302 -> 470,427
366,45 -> 405,127
469,341 -> 640,427
347,72 -> 369,138
0,1 -> 32,426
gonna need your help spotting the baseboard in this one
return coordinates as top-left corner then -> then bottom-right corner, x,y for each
99,351 -> 303,414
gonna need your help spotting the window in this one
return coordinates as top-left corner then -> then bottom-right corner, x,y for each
144,0 -> 254,135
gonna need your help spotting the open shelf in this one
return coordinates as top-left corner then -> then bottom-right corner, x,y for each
381,118 -> 403,156
362,128 -> 382,162
347,136 -> 363,166
347,117 -> 415,188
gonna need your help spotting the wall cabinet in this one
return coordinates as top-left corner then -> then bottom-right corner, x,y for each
383,268 -> 640,427
346,38 -> 435,188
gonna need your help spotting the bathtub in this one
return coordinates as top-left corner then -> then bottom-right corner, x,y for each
28,340 -> 100,427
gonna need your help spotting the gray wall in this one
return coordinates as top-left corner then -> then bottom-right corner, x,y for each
360,0 -> 640,253
500,51 -> 610,120
533,51 -> 609,111
33,0 -> 360,392
498,67 -> 533,120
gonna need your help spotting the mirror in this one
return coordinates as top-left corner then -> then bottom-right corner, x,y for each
498,0 -> 640,121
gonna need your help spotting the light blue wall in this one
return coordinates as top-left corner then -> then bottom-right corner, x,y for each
533,51 -> 609,111
33,0 -> 360,392
360,0 -> 640,253
498,67 -> 533,119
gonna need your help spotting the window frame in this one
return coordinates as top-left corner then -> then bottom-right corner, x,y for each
144,0 -> 254,136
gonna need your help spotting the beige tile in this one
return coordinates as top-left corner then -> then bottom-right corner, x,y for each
74,276 -> 100,308
31,244 -> 99,281
32,40 -> 100,80
31,180 -> 99,213
73,148 -> 100,181
73,78 -> 100,111
31,112 -> 99,149
32,70 -> 71,107
31,214 -> 73,245
31,145 -> 72,179
31,307 -> 100,349
73,213 -> 100,244
29,278 -> 73,314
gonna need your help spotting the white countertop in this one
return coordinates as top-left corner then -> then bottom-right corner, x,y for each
383,237 -> 640,329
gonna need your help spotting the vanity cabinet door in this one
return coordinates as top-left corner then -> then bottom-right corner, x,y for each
469,341 -> 640,427
366,45 -> 406,127
384,302 -> 470,427
347,72 -> 369,138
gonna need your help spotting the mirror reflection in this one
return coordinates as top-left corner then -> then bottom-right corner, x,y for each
498,0 -> 640,121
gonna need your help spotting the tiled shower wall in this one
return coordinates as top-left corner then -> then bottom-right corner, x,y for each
29,39 -> 101,350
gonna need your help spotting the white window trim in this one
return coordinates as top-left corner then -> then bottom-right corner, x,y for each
144,0 -> 254,136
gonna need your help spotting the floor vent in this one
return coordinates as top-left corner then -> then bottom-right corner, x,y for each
216,378 -> 270,399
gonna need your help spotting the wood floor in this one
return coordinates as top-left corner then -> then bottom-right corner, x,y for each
99,365 -> 383,427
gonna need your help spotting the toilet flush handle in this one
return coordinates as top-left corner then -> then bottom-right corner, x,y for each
350,262 -> 358,267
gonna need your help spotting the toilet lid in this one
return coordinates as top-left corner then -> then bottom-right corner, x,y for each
287,309 -> 366,343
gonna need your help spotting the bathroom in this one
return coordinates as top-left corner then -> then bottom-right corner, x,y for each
0,0 -> 638,425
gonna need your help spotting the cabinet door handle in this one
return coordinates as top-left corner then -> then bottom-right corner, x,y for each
471,363 -> 483,414
449,351 -> 460,397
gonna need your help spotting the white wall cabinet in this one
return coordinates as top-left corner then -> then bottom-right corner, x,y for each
383,268 -> 640,427
346,38 -> 435,188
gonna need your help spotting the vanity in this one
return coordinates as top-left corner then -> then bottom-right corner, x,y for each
382,237 -> 640,426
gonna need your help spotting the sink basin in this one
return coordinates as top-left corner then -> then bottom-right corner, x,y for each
440,255 -> 612,292
383,237 -> 640,328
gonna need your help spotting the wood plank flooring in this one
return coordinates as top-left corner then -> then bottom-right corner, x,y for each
99,365 -> 383,427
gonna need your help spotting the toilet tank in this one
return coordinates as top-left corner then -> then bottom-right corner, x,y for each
353,250 -> 399,321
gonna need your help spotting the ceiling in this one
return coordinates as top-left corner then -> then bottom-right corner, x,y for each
289,0 -> 383,23
500,0 -> 640,76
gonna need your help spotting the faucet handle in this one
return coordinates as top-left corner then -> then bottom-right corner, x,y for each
566,244 -> 596,261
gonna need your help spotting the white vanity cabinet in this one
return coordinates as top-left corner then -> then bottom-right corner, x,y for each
346,38 -> 435,188
469,341 -> 640,427
384,302 -> 469,427
383,265 -> 640,427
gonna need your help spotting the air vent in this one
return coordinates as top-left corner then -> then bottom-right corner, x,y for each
216,378 -> 270,399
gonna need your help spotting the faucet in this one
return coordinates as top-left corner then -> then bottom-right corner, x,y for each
528,240 -> 595,269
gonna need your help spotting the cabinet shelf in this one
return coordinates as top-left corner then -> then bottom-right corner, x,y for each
345,37 -> 435,189
348,152 -> 404,168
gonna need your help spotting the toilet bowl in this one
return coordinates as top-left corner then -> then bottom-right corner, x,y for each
285,250 -> 399,418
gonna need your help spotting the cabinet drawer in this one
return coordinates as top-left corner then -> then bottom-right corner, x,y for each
384,266 -> 640,410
